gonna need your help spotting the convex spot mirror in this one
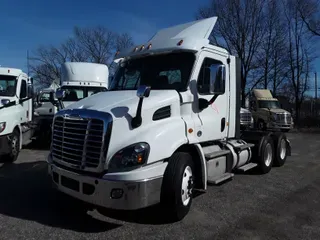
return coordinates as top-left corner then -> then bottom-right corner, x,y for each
55,89 -> 66,101
136,85 -> 151,98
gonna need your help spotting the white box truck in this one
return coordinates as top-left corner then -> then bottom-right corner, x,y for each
47,17 -> 291,221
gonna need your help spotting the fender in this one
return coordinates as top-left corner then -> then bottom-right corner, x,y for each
194,143 -> 207,190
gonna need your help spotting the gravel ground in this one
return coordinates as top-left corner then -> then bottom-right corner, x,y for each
0,133 -> 319,240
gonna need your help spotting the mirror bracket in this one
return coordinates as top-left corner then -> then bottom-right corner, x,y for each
132,85 -> 151,129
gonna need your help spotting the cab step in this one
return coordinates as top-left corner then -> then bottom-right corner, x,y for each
233,143 -> 255,151
237,162 -> 257,172
208,172 -> 234,185
204,150 -> 230,160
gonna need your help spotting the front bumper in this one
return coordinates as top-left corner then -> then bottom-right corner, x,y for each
267,122 -> 292,130
48,162 -> 163,210
0,134 -> 10,155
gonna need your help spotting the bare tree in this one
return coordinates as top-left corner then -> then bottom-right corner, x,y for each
297,0 -> 320,36
29,45 -> 69,86
197,0 -> 267,106
282,0 -> 315,124
29,26 -> 134,87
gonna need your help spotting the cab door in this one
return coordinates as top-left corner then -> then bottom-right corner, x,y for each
192,50 -> 230,142
35,92 -> 56,116
19,78 -> 29,123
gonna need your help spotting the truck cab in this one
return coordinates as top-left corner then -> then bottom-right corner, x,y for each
59,62 -> 109,108
250,89 -> 293,132
0,67 -> 34,161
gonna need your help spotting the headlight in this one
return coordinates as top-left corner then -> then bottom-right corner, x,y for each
0,122 -> 6,133
108,142 -> 150,172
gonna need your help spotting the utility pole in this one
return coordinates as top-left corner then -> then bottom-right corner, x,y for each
27,50 -> 30,76
315,72 -> 318,116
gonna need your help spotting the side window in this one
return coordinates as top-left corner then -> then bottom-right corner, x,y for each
40,93 -> 50,102
197,58 -> 225,95
20,80 -> 27,99
159,70 -> 182,84
116,68 -> 140,90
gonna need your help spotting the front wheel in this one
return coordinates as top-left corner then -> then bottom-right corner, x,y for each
3,129 -> 20,162
160,152 -> 194,222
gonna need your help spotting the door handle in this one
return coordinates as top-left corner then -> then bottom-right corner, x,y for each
221,118 -> 226,132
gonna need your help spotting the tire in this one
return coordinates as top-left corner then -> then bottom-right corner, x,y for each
3,129 -> 20,162
257,136 -> 274,174
257,119 -> 266,131
160,152 -> 195,222
272,133 -> 288,167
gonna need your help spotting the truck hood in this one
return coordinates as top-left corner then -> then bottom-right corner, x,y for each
261,108 -> 290,114
63,101 -> 75,108
64,90 -> 180,118
0,96 -> 16,107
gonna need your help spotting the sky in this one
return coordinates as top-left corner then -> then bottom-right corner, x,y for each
0,0 -> 208,70
0,0 -> 319,97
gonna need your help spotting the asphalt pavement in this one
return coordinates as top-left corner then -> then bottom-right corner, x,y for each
0,133 -> 319,240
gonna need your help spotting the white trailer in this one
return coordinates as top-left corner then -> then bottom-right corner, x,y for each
47,17 -> 291,221
0,67 -> 35,161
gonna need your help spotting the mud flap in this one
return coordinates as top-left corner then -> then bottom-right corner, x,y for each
286,139 -> 291,156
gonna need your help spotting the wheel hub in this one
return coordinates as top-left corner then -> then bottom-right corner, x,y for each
10,135 -> 18,156
280,139 -> 287,159
181,166 -> 193,206
264,143 -> 272,167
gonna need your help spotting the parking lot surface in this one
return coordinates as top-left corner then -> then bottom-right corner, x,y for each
0,133 -> 320,240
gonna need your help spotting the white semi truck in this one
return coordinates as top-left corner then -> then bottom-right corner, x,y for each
58,62 -> 109,108
0,67 -> 34,161
47,17 -> 291,221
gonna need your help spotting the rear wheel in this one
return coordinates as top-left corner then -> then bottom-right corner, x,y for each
160,152 -> 194,222
272,133 -> 288,167
257,136 -> 274,174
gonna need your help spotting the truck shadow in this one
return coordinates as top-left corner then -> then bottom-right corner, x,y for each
23,139 -> 51,151
0,161 -> 121,233
96,191 -> 205,225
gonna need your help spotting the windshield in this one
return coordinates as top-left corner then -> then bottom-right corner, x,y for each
110,52 -> 195,91
0,75 -> 17,97
60,86 -> 107,101
258,100 -> 280,109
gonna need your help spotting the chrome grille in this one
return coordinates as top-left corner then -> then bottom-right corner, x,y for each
240,112 -> 252,123
276,113 -> 292,124
51,109 -> 112,172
